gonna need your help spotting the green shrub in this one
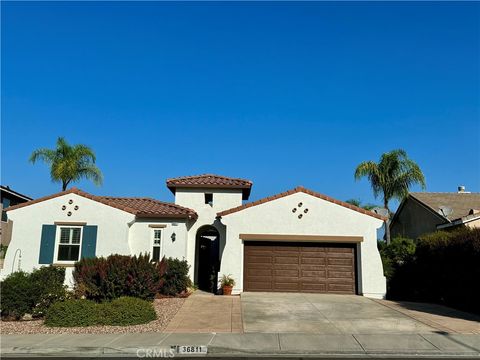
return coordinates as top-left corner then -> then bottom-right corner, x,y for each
1,271 -> 34,319
160,257 -> 192,296
30,266 -> 68,317
389,227 -> 480,314
1,266 -> 67,320
45,299 -> 99,327
378,237 -> 416,280
102,297 -> 157,326
73,254 -> 167,301
45,297 -> 156,327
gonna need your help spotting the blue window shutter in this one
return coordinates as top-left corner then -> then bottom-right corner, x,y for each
81,225 -> 97,259
39,225 -> 56,264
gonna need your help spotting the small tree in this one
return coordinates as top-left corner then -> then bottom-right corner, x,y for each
30,137 -> 103,191
354,149 -> 426,244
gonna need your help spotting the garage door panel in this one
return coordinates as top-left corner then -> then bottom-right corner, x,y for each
301,270 -> 326,278
328,270 -> 355,278
275,256 -> 299,264
247,268 -> 272,276
328,258 -> 353,266
301,258 -> 326,266
327,247 -> 354,253
244,242 -> 356,294
300,264 -> 326,271
300,283 -> 327,292
248,255 -> 273,264
274,269 -> 299,277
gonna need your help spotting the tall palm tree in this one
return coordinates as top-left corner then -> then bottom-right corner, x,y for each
354,149 -> 426,244
30,137 -> 103,191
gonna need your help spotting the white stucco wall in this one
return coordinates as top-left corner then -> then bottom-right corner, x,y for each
128,219 -> 188,261
174,188 -> 243,279
218,191 -> 387,299
1,193 -> 134,285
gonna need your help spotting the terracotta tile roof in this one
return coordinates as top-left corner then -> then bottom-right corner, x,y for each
6,187 -> 197,220
217,186 -> 387,221
167,174 -> 253,200
410,192 -> 480,221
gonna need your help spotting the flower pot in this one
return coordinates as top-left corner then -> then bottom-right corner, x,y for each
223,285 -> 233,295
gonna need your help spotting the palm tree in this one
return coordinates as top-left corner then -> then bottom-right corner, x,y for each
30,137 -> 103,191
354,149 -> 426,244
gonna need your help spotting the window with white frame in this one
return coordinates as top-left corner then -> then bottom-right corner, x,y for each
152,229 -> 162,262
57,227 -> 82,261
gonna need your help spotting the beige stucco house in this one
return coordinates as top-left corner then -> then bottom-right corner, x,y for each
2,174 -> 387,299
390,189 -> 480,239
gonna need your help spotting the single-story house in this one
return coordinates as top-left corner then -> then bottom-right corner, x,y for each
2,174 -> 387,299
390,188 -> 480,239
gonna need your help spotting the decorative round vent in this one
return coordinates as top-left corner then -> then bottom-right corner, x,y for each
67,211 -> 72,216
62,205 -> 66,210
74,205 -> 79,210
69,199 -> 73,204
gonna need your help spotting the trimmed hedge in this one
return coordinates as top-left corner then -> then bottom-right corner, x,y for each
44,299 -> 99,327
101,297 -> 157,326
73,254 -> 167,301
1,266 -> 67,320
44,297 -> 156,327
388,227 -> 480,314
159,258 -> 191,296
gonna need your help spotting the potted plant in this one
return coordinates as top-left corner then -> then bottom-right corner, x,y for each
220,274 -> 235,295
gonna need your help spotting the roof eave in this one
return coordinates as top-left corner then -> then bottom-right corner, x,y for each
135,213 -> 198,220
0,186 -> 33,201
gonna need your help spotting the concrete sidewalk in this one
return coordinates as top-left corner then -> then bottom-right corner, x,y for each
2,332 -> 480,358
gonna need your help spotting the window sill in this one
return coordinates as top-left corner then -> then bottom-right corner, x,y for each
52,262 -> 76,268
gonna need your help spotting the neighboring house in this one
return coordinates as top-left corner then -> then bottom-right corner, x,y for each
2,174 -> 387,299
1,185 -> 32,246
390,187 -> 480,239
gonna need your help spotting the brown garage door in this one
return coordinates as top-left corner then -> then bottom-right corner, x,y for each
244,242 -> 356,294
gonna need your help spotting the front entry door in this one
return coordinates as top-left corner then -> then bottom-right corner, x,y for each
196,228 -> 220,293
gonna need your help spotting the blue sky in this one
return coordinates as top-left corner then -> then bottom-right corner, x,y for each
2,2 -> 479,208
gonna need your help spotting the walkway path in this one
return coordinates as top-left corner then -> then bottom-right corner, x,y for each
164,291 -> 242,333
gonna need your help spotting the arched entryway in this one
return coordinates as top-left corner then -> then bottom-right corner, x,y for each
195,225 -> 220,293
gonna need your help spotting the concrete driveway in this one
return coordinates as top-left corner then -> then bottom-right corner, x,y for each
241,292 -> 437,334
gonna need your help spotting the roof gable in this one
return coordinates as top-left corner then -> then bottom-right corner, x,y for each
410,192 -> 480,221
166,174 -> 253,200
6,188 -> 197,220
217,186 -> 386,220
